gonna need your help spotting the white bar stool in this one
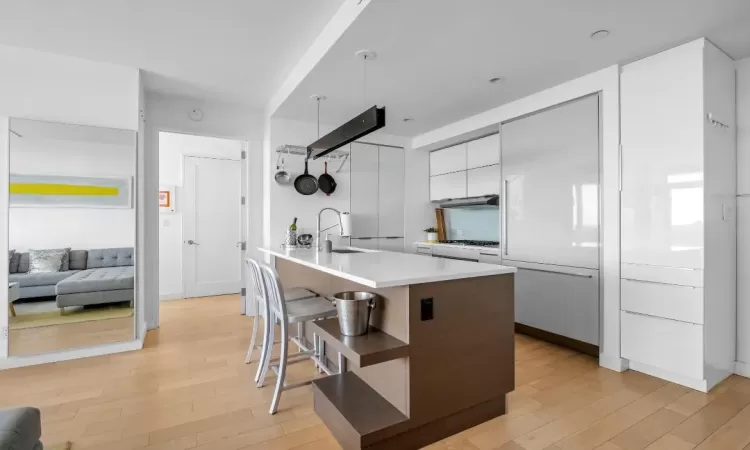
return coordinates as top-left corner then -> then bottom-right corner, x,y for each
255,261 -> 338,414
244,258 -> 317,365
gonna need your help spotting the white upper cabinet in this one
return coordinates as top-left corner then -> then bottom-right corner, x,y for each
467,165 -> 500,197
467,134 -> 500,169
378,146 -> 405,238
430,143 -> 466,176
430,171 -> 467,201
621,40 -> 706,269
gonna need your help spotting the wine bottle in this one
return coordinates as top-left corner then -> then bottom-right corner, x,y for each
289,217 -> 298,231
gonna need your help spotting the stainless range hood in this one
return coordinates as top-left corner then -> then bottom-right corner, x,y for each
434,195 -> 499,208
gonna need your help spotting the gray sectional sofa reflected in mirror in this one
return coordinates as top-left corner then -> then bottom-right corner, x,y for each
9,247 -> 134,314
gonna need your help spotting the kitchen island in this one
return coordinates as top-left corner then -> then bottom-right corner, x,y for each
259,246 -> 516,449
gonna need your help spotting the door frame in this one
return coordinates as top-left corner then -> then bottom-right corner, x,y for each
181,154 -> 243,299
156,129 -> 249,322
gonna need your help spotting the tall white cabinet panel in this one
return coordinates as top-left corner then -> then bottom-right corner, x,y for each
467,165 -> 500,197
621,41 -> 705,270
429,171 -> 467,201
350,142 -> 380,238
378,146 -> 406,238
349,143 -> 406,252
619,39 -> 736,391
467,134 -> 500,169
501,95 -> 600,269
429,143 -> 466,176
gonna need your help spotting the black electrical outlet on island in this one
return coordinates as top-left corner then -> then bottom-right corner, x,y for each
421,298 -> 434,321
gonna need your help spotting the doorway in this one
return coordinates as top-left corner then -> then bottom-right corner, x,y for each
157,132 -> 246,307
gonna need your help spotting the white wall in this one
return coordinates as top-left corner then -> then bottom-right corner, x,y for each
158,132 -> 244,300
9,131 -> 135,251
736,57 -> 750,369
0,44 -> 138,130
144,92 -> 264,327
411,66 -> 623,372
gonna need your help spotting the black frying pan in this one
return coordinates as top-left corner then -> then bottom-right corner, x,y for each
318,161 -> 337,196
294,159 -> 318,195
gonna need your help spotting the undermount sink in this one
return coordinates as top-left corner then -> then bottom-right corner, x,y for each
331,249 -> 363,254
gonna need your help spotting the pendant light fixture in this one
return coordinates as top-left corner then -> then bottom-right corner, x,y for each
307,50 -> 385,160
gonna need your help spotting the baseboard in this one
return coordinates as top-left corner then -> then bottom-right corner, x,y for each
0,338 -> 143,370
599,354 -> 629,372
515,323 -> 599,357
628,360 -> 708,392
735,361 -> 750,378
159,292 -> 184,301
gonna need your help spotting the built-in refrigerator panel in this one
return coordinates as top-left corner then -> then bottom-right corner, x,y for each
501,95 -> 601,270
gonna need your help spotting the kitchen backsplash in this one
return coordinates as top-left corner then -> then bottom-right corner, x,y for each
444,207 -> 500,241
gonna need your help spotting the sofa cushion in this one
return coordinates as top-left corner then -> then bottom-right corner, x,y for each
69,249 -> 88,270
28,248 -> 67,273
56,266 -> 134,295
9,270 -> 78,287
87,248 -> 134,269
0,407 -> 42,450
10,252 -> 22,274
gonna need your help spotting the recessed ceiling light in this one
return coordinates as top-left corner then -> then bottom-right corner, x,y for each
488,77 -> 505,84
403,117 -> 414,122
590,30 -> 610,41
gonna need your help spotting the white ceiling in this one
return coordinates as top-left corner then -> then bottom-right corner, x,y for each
0,0 -> 344,108
273,0 -> 750,136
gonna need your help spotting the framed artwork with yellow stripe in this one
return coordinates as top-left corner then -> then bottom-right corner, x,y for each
10,174 -> 132,208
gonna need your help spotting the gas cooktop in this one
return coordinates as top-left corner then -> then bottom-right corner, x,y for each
438,240 -> 500,247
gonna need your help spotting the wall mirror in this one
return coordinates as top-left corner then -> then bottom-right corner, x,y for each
7,118 -> 136,356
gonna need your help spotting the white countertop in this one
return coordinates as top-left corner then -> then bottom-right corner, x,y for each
258,246 -> 516,288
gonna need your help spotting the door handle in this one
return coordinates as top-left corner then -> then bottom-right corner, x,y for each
519,267 -> 593,278
186,240 -> 200,245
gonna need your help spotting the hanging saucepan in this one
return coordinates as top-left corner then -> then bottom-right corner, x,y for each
274,153 -> 291,185
318,160 -> 337,196
294,159 -> 319,195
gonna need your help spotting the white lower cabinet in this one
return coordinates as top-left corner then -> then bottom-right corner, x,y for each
621,311 -> 704,381
621,279 -> 703,324
378,238 -> 404,252
507,261 -> 599,346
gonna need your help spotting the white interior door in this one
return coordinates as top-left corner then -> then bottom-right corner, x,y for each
183,156 -> 242,298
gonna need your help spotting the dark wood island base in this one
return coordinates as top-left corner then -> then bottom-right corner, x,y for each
276,258 -> 515,450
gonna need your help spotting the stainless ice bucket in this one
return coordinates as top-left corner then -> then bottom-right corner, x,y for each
332,291 -> 376,336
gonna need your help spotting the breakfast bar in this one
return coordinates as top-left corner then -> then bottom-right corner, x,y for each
259,246 -> 517,449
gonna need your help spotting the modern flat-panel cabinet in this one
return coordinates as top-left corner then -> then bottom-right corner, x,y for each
350,143 -> 406,252
429,171 -> 466,201
467,165 -> 500,197
507,261 -> 600,347
429,143 -> 466,176
467,134 -> 499,169
429,134 -> 499,201
620,38 -> 736,391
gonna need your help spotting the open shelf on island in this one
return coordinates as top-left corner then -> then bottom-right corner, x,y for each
308,318 -> 409,368
312,372 -> 409,448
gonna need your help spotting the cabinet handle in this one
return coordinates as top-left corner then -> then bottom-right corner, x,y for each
385,236 -> 403,239
479,252 -> 499,257
503,179 -> 509,255
622,278 -> 697,289
519,267 -> 594,278
353,237 -> 373,240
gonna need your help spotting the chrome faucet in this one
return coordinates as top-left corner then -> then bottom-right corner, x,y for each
316,207 -> 344,249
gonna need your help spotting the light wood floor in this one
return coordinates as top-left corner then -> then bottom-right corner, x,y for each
2,295 -> 750,450
10,316 -> 134,356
